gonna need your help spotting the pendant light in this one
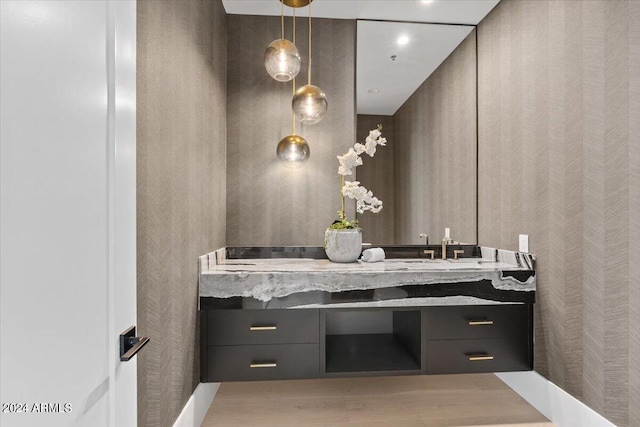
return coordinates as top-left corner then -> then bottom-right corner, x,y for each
292,0 -> 328,125
264,1 -> 301,82
277,134 -> 310,165
277,78 -> 310,166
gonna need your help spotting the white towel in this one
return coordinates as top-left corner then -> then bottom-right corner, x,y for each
361,247 -> 385,263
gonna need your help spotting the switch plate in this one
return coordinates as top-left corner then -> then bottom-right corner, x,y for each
519,234 -> 529,253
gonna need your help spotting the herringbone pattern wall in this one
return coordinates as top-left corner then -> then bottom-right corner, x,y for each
477,1 -> 640,425
137,1 -> 227,426
226,15 -> 356,246
393,30 -> 477,245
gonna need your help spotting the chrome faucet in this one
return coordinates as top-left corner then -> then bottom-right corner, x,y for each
442,238 -> 448,260
418,233 -> 429,245
419,233 -> 434,259
441,228 -> 452,260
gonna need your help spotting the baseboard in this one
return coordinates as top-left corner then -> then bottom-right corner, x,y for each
496,371 -> 615,427
172,382 -> 220,427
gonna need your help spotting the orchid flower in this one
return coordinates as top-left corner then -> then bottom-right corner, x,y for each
337,148 -> 363,176
335,125 -> 387,222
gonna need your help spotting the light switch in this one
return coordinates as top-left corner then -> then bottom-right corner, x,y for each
519,234 -> 529,253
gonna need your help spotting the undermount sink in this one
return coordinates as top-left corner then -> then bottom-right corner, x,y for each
376,258 -> 498,272
447,258 -> 485,264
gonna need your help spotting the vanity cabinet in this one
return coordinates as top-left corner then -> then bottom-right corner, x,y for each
425,305 -> 533,374
200,304 -> 533,382
201,309 -> 320,382
206,309 -> 319,345
205,344 -> 319,382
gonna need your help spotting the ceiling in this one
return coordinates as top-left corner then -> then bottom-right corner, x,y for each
357,21 -> 473,115
222,0 -> 500,115
221,1 -> 500,26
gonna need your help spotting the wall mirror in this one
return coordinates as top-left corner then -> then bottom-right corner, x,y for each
355,20 -> 478,246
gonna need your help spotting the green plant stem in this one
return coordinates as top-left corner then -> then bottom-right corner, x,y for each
339,175 -> 345,221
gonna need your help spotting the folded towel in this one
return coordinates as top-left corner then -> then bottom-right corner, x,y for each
361,247 -> 385,263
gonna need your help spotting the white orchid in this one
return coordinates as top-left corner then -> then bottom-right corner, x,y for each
337,148 -> 363,176
336,125 -> 386,175
341,180 -> 361,198
356,197 -> 383,214
367,128 -> 381,142
343,181 -> 383,214
363,139 -> 377,157
363,129 -> 384,156
335,125 -> 387,223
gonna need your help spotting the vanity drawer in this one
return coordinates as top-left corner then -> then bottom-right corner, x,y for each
206,343 -> 319,382
425,304 -> 529,340
206,309 -> 319,345
426,338 -> 531,374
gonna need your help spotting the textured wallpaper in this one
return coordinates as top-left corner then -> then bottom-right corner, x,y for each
136,1 -> 227,426
477,1 -> 640,425
393,30 -> 477,245
226,15 -> 356,246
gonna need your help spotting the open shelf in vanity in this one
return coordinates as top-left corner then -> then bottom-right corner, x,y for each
323,309 -> 422,375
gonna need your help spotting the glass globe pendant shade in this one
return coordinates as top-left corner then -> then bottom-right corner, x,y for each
277,134 -> 310,166
292,84 -> 328,124
264,39 -> 301,82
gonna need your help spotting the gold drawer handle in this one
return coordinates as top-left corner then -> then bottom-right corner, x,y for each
468,355 -> 494,361
468,320 -> 494,326
249,325 -> 277,331
250,362 -> 277,368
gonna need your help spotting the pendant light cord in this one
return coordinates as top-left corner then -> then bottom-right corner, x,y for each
280,0 -> 284,39
292,6 -> 296,135
308,1 -> 312,85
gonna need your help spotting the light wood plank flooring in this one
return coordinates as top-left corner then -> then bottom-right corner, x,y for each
201,373 -> 553,427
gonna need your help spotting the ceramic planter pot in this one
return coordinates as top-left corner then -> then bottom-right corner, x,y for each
324,228 -> 362,263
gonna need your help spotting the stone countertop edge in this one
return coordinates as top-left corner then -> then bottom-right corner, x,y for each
197,246 -> 536,302
289,295 -> 527,309
198,269 -> 535,301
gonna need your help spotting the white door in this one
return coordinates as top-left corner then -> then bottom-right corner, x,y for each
0,1 -> 138,426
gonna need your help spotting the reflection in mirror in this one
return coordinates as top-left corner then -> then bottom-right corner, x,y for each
355,20 -> 477,246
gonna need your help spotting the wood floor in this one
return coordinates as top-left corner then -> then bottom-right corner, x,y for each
201,373 -> 553,427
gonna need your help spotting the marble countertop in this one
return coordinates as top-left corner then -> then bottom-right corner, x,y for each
203,258 -> 523,273
198,255 -> 536,302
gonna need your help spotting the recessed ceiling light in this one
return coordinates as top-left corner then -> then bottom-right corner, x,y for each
397,35 -> 409,46
368,88 -> 380,94
421,0 -> 434,4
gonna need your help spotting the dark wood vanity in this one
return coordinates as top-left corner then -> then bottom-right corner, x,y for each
199,246 -> 535,383
201,304 -> 533,382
